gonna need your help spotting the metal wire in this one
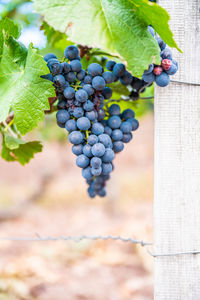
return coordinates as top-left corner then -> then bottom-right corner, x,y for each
0,234 -> 152,246
170,79 -> 200,86
0,234 -> 199,257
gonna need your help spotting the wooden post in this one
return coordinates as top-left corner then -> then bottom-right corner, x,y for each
154,1 -> 200,299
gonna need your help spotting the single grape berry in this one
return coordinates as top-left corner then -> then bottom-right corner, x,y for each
77,70 -> 86,81
127,118 -> 139,131
65,119 -> 77,132
86,110 -> 97,121
83,84 -> 94,96
53,75 -> 66,87
161,59 -> 172,71
87,63 -> 103,76
73,107 -> 84,118
47,59 -> 62,75
56,110 -> 70,124
155,72 -> 170,87
91,143 -> 106,157
106,60 -> 116,71
102,72 -> 115,84
98,134 -> 112,148
102,87 -> 112,99
122,133 -> 132,143
88,134 -> 98,146
107,116 -> 122,129
83,100 -> 94,111
143,64 -> 154,75
77,117 -> 91,131
172,59 -> 178,67
98,189 -> 106,197
62,62 -> 71,74
57,122 -> 65,128
91,157 -> 102,169
111,129 -> 123,141
119,71 -> 133,85
88,187 -> 96,198
82,167 -> 93,180
57,100 -> 66,110
64,45 -> 79,60
92,122 -> 104,135
69,131 -> 84,145
131,77 -> 143,90
156,37 -> 166,51
108,104 -> 121,116
83,144 -> 93,158
44,53 -> 57,62
75,89 -> 88,103
84,75 -> 92,84
166,63 -> 178,75
113,141 -> 124,153
92,76 -> 106,91
97,109 -> 105,121
102,163 -> 112,175
65,71 -> 76,83
120,121 -> 132,133
102,148 -> 115,163
161,48 -> 172,60
63,87 -> 75,99
122,109 -> 135,120
76,154 -> 90,168
142,72 -> 156,83
70,60 -> 82,72
153,66 -> 163,76
113,63 -> 126,77
91,167 -> 102,176
130,91 -> 139,100
72,144 -> 83,156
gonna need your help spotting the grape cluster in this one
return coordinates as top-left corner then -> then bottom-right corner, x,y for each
103,27 -> 178,101
42,36 -> 177,197
142,26 -> 178,87
43,45 -> 139,197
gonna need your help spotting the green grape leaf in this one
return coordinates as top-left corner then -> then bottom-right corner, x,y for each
0,17 -> 20,39
130,0 -> 181,51
34,0 -> 161,76
1,133 -> 42,165
0,17 -> 21,60
4,134 -> 25,150
41,21 -> 66,46
0,37 -> 55,135
1,141 -> 16,162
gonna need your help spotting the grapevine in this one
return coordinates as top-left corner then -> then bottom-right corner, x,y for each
42,28 -> 178,198
0,0 -> 180,196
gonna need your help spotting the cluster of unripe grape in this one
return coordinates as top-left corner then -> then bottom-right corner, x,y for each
42,45 -> 139,197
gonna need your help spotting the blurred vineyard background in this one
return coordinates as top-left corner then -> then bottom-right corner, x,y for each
0,1 -> 154,299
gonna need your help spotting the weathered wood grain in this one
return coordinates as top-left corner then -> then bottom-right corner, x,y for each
154,1 -> 200,299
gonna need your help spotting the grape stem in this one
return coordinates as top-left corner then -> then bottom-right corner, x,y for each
2,121 -> 18,138
140,96 -> 154,100
4,119 -> 14,132
78,45 -> 92,59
